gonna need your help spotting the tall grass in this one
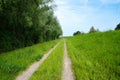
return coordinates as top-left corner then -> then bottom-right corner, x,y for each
30,40 -> 64,80
66,31 -> 120,80
0,40 -> 58,80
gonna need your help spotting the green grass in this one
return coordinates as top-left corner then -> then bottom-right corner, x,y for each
66,30 -> 120,80
0,40 -> 59,80
30,40 -> 64,80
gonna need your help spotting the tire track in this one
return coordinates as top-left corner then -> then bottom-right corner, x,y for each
16,42 -> 59,80
62,41 -> 75,80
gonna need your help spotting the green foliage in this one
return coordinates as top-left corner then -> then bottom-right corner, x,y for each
115,23 -> 120,30
66,30 -> 120,80
0,40 -> 58,80
73,31 -> 81,36
0,0 -> 62,52
89,26 -> 97,33
30,40 -> 64,80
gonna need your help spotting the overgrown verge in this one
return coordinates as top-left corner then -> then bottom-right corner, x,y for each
66,31 -> 120,80
30,40 -> 64,80
0,40 -> 58,80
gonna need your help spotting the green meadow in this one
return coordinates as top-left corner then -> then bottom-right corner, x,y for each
66,30 -> 120,80
0,30 -> 120,80
0,40 -> 58,80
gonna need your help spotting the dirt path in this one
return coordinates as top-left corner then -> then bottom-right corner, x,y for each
15,43 -> 59,80
62,41 -> 75,80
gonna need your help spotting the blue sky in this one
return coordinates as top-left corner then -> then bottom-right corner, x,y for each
54,0 -> 120,36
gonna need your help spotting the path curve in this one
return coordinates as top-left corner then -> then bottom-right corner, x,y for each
62,41 -> 75,80
16,42 -> 59,80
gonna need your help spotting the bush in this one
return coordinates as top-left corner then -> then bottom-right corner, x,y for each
73,31 -> 81,36
115,23 -> 120,30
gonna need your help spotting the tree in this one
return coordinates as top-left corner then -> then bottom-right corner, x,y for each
0,0 -> 63,52
89,26 -> 96,33
73,31 -> 81,36
115,23 -> 120,30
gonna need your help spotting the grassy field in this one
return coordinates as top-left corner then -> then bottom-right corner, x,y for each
0,30 -> 120,80
0,40 -> 59,80
66,30 -> 120,80
30,40 -> 64,80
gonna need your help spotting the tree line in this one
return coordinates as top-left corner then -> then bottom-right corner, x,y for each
0,0 -> 62,52
73,23 -> 120,36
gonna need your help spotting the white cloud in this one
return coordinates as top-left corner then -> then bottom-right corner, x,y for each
54,0 -> 100,35
54,0 -> 120,36
54,0 -> 88,36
